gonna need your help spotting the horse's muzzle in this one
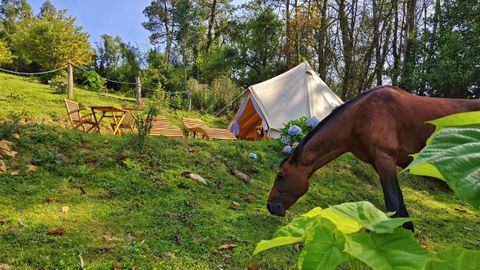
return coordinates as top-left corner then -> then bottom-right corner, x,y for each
267,200 -> 286,217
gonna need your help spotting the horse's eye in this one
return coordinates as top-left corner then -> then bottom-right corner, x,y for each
276,174 -> 286,184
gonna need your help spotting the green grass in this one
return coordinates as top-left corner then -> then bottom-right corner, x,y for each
0,72 -> 229,129
0,73 -> 135,125
0,73 -> 479,269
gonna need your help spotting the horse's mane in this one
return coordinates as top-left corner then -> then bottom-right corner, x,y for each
287,86 -> 393,165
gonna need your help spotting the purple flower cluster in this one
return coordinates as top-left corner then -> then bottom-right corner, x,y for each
307,116 -> 320,128
280,136 -> 290,145
288,125 -> 302,136
283,145 -> 293,154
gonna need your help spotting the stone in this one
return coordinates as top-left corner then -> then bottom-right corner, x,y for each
26,164 -> 38,172
0,140 -> 16,159
0,264 -> 11,270
0,140 -> 14,150
0,160 -> 6,173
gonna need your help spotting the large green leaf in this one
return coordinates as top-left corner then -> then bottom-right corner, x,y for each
253,215 -> 318,255
426,111 -> 480,143
298,219 -> 347,270
303,207 -> 362,234
371,218 -> 415,233
406,126 -> 480,209
331,201 -> 388,229
345,228 -> 434,270
425,244 -> 480,270
330,201 -> 412,233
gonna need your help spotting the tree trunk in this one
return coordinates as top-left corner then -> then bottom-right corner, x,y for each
373,0 -> 382,85
317,0 -> 329,79
294,0 -> 300,65
285,0 -> 292,67
164,1 -> 173,64
392,0 -> 400,85
338,0 -> 355,99
401,0 -> 417,87
206,0 -> 218,51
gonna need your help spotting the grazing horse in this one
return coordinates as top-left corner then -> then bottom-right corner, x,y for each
267,86 -> 480,231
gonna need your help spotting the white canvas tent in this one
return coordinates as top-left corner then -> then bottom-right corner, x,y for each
228,61 -> 343,139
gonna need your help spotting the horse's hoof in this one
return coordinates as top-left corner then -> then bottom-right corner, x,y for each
403,221 -> 415,232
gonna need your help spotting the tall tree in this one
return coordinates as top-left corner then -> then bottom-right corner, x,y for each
316,0 -> 330,79
0,0 -> 32,40
95,34 -> 122,74
11,7 -> 94,69
206,0 -> 218,51
228,2 -> 284,86
38,0 -> 57,18
143,0 -> 176,64
399,0 -> 417,90
336,0 -> 356,99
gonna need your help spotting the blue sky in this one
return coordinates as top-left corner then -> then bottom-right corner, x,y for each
29,0 -> 248,50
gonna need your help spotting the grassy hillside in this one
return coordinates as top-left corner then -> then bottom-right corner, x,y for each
0,72 -> 229,129
0,73 -> 479,269
0,73 -> 135,125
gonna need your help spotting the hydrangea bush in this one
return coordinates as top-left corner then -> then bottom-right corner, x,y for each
279,116 -> 320,154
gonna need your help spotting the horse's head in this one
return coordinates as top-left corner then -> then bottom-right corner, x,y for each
267,157 -> 310,216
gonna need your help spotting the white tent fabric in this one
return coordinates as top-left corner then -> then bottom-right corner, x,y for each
229,61 -> 343,139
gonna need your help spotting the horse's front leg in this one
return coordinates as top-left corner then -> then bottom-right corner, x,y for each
374,152 -> 414,231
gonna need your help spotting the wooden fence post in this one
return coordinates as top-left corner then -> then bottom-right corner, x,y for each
67,63 -> 74,99
188,83 -> 192,112
135,75 -> 142,106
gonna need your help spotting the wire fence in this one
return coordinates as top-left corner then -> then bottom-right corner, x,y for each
0,66 -> 67,75
0,64 -> 238,116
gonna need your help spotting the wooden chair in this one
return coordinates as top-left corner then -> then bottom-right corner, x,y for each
149,117 -> 184,138
182,118 -> 237,140
110,110 -> 136,133
64,99 -> 98,133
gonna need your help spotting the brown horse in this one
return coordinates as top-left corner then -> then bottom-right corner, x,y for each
267,86 -> 480,231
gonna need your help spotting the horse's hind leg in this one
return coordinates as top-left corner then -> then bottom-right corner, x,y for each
374,152 -> 414,231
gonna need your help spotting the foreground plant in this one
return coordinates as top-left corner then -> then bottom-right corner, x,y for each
135,105 -> 158,149
405,111 -> 480,209
254,201 -> 479,270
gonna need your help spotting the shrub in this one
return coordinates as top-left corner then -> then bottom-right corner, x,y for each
0,40 -> 14,65
135,106 -> 159,150
279,116 -> 320,154
81,69 -> 106,91
190,77 -> 242,115
49,71 -> 68,94
0,110 -> 29,139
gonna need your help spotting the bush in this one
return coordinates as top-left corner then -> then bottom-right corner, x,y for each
190,77 -> 242,115
278,116 -> 320,154
152,89 -> 171,110
134,105 -> 159,150
0,110 -> 30,139
49,71 -> 68,94
0,40 -> 14,65
81,69 -> 106,91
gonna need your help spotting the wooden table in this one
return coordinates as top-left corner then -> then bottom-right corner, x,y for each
90,106 -> 129,135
